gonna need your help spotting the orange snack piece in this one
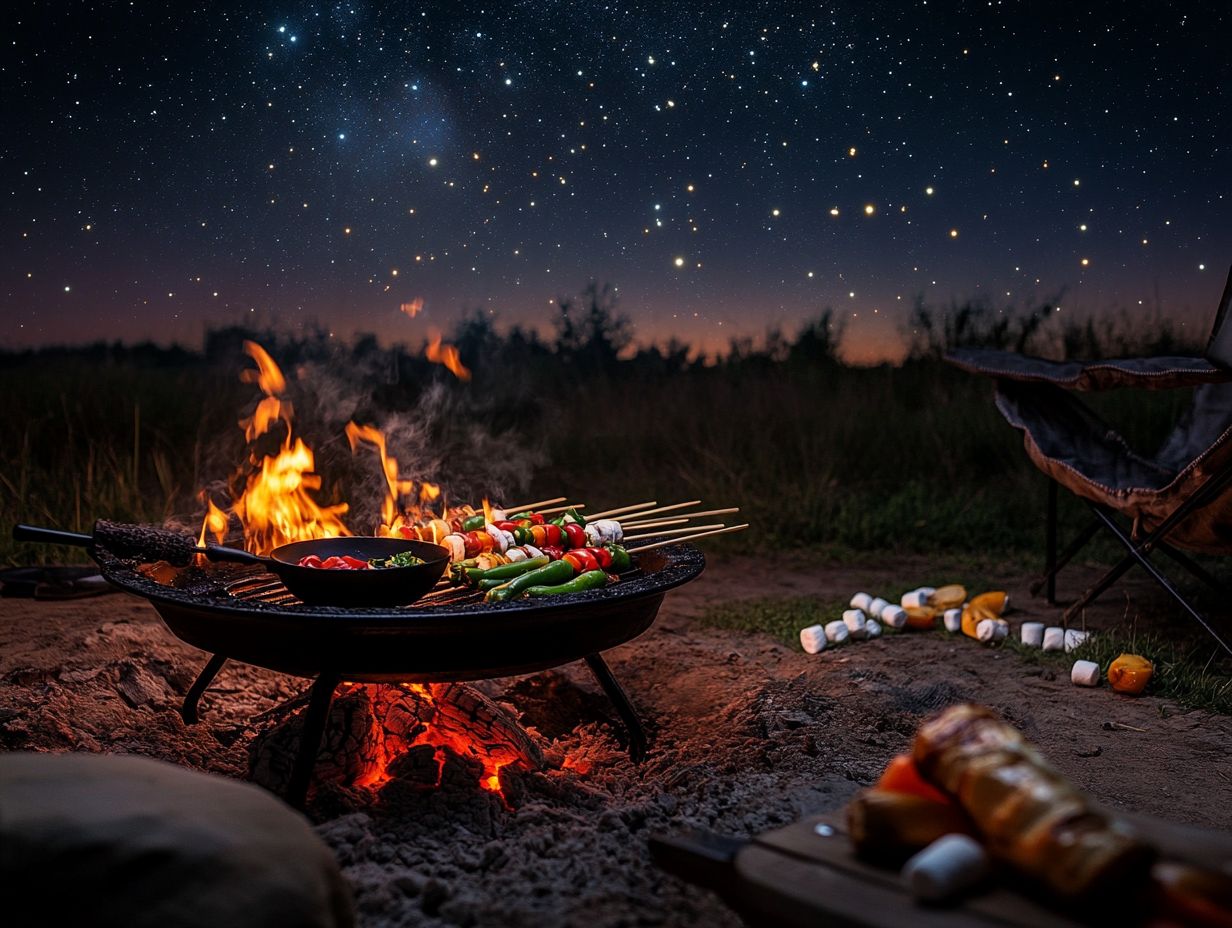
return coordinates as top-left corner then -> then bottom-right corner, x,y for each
969,590 -> 1009,616
1107,653 -> 1154,695
904,605 -> 937,630
876,753 -> 952,805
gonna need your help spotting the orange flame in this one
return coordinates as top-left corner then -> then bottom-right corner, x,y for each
229,341 -> 349,554
197,498 -> 230,547
400,297 -> 424,318
425,331 -> 471,381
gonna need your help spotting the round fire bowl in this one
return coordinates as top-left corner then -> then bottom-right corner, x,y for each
94,543 -> 705,681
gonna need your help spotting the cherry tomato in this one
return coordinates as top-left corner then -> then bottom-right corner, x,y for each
564,523 -> 587,549
544,524 -> 563,547
591,546 -> 613,569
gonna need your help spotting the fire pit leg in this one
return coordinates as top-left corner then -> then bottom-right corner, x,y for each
180,653 -> 228,725
284,672 -> 340,809
584,653 -> 647,762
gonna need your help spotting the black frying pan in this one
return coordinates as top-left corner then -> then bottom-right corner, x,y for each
13,524 -> 449,608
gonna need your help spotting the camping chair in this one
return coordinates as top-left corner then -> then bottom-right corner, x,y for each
947,265 -> 1232,656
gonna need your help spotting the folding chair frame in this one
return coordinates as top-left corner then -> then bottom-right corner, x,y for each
1033,465 -> 1232,656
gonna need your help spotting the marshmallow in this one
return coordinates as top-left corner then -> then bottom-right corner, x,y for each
1064,629 -> 1090,653
977,618 -> 1008,643
843,609 -> 868,639
799,624 -> 827,655
942,608 -> 963,633
865,619 -> 883,639
1071,659 -> 1101,687
850,592 -> 873,612
1042,626 -> 1065,652
824,620 -> 850,644
902,834 -> 990,903
901,587 -> 935,609
868,597 -> 890,618
880,604 -> 908,629
1020,621 -> 1045,648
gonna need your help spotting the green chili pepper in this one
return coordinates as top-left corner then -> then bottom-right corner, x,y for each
508,511 -> 534,521
478,555 -> 549,581
525,569 -> 610,597
606,545 -> 632,573
461,514 -> 487,532
484,559 -> 574,602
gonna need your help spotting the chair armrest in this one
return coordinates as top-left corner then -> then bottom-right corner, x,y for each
945,347 -> 1232,391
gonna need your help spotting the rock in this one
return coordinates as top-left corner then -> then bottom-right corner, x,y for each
0,752 -> 353,928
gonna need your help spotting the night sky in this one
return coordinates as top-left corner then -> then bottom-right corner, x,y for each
4,1 -> 1230,361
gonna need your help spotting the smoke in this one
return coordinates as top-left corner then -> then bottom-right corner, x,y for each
181,334 -> 544,538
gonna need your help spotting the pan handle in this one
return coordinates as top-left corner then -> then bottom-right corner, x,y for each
201,544 -> 266,567
12,524 -> 95,547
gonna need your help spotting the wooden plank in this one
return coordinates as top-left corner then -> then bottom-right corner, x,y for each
733,846 -> 999,928
729,809 -> 1232,928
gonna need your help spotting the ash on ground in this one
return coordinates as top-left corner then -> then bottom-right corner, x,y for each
3,553 -> 1231,927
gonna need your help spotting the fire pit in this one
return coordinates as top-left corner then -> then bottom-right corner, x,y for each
88,534 -> 705,806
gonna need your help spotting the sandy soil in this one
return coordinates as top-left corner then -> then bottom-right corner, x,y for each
2,551 -> 1230,926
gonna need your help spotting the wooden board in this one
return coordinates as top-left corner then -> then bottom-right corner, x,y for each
652,809 -> 1232,928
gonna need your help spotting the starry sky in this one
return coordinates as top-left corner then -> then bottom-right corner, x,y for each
4,1 -> 1230,361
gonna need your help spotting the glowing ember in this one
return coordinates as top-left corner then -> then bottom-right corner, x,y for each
425,330 -> 471,381
399,297 -> 424,318
250,682 -> 544,799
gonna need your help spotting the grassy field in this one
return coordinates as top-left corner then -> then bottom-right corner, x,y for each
0,302 -> 1202,566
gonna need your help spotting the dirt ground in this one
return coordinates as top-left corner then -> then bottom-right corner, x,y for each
2,551 -> 1231,927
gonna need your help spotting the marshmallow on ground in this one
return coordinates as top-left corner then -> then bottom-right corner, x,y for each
1071,659 -> 1101,687
902,834 -> 990,903
942,608 -> 963,633
868,597 -> 890,618
843,609 -> 868,639
881,605 -> 908,629
865,619 -> 883,639
1020,622 -> 1045,648
850,592 -> 873,612
901,587 -> 936,609
799,624 -> 827,655
1042,626 -> 1066,652
1064,629 -> 1090,653
977,618 -> 1008,643
824,620 -> 850,644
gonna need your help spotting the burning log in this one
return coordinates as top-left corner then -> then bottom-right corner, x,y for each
249,681 -> 545,798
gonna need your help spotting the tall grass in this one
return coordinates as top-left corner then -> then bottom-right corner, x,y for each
0,301 -> 1204,565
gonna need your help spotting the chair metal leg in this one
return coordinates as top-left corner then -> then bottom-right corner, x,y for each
1044,481 -> 1058,603
1157,543 -> 1227,595
1068,505 -> 1232,656
284,672 -> 340,809
181,654 -> 227,725
1031,518 -> 1100,601
584,653 -> 648,763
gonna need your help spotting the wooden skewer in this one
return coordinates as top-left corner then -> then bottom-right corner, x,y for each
651,506 -> 740,521
534,503 -> 585,516
587,500 -> 658,520
610,499 -> 702,520
623,507 -> 740,528
501,496 -> 566,513
622,522 -> 727,542
620,517 -> 690,530
628,523 -> 750,552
